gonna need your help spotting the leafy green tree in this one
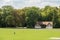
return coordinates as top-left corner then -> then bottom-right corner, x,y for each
15,9 -> 26,27
53,7 -> 60,28
40,6 -> 60,28
25,7 -> 39,28
2,5 -> 15,27
40,6 -> 53,21
0,8 -> 3,27
0,5 -> 59,28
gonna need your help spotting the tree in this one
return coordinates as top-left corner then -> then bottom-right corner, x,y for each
40,6 -> 60,28
2,5 -> 15,27
0,8 -> 3,27
25,7 -> 39,28
40,6 -> 53,21
14,9 -> 26,27
53,7 -> 60,28
0,5 -> 59,28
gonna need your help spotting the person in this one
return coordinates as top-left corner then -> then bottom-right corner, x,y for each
14,32 -> 15,35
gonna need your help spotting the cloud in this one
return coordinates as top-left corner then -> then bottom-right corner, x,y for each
0,0 -> 60,8
40,2 -> 59,8
3,0 -> 11,2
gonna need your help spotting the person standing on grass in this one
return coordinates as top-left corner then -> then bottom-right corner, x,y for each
14,32 -> 15,35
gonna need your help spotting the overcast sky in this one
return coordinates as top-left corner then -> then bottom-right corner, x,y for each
0,0 -> 60,9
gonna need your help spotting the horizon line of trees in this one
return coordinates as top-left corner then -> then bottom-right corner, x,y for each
0,5 -> 60,28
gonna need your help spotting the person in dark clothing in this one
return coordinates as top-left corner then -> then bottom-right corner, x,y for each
14,32 -> 16,35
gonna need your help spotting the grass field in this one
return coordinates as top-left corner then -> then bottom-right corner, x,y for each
0,28 -> 60,40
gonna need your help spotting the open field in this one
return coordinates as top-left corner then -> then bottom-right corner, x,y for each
0,28 -> 60,40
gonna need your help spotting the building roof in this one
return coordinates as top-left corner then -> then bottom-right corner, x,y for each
36,21 -> 53,26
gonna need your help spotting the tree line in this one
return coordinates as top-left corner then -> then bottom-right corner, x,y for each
0,5 -> 60,28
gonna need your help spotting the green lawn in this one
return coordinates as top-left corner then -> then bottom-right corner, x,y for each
0,28 -> 60,40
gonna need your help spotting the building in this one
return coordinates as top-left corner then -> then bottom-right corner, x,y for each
35,21 -> 53,29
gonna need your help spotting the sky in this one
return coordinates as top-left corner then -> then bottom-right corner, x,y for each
0,0 -> 60,9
